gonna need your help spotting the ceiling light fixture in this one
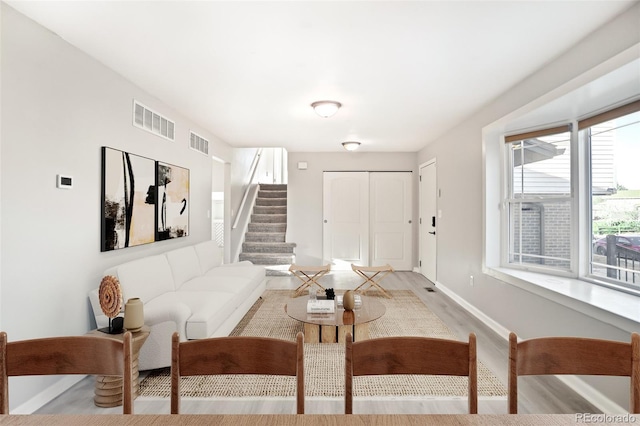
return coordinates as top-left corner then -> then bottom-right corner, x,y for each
342,141 -> 361,151
311,100 -> 342,118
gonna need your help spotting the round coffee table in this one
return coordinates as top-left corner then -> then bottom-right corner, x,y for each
285,295 -> 385,343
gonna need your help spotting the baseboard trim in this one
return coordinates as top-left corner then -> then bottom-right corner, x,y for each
557,376 -> 626,414
435,279 -> 626,414
12,375 -> 85,414
434,280 -> 510,339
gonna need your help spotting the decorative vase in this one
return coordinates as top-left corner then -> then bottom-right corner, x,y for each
342,310 -> 355,325
343,290 -> 355,311
123,298 -> 144,332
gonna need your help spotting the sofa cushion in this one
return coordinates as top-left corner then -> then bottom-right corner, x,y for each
173,291 -> 237,339
205,264 -> 265,283
110,255 -> 175,303
165,246 -> 201,288
180,275 -> 259,301
194,240 -> 223,274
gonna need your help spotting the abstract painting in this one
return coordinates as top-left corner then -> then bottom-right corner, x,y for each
101,147 -> 156,251
156,161 -> 190,241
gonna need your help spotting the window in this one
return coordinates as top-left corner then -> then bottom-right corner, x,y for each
580,102 -> 640,289
505,126 -> 572,272
502,100 -> 640,293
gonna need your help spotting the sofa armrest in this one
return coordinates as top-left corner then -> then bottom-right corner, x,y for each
143,298 -> 192,339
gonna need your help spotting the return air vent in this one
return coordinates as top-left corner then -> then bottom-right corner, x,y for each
190,131 -> 209,156
133,100 -> 175,141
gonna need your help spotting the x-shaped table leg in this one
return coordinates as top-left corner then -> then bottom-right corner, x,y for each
351,264 -> 394,299
289,264 -> 330,297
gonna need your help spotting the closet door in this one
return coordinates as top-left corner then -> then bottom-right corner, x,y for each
370,172 -> 413,270
322,172 -> 369,269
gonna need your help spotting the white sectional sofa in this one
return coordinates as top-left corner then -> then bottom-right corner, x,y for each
89,240 -> 266,371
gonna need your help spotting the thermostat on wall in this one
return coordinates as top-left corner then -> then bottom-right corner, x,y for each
56,174 -> 73,189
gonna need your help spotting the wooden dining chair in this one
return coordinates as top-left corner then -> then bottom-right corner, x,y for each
0,331 -> 133,414
171,331 -> 305,414
508,331 -> 640,414
344,332 -> 477,414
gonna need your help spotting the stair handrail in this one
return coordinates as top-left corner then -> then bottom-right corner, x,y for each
232,148 -> 263,229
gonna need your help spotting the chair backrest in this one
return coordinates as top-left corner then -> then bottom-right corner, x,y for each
508,332 -> 640,414
171,331 -> 305,414
344,332 -> 477,414
0,331 -> 133,414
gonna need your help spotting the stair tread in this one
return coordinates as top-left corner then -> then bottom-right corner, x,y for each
243,241 -> 296,246
240,252 -> 296,256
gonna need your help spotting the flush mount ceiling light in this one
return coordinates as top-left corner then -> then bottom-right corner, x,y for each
342,141 -> 361,151
311,100 -> 342,118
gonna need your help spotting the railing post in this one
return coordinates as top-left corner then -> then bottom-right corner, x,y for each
606,234 -> 617,279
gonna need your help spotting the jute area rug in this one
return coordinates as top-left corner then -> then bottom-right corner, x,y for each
139,290 -> 507,398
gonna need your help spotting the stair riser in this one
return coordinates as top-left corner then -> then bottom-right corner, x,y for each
242,244 -> 295,254
239,254 -> 295,265
260,184 -> 287,191
256,198 -> 286,206
248,223 -> 286,232
244,233 -> 286,242
258,191 -> 287,199
251,214 -> 287,223
254,206 -> 286,214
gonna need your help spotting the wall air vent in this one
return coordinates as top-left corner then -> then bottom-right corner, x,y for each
133,100 -> 175,141
190,131 -> 209,156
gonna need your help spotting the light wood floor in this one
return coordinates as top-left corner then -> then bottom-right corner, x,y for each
34,271 -> 599,415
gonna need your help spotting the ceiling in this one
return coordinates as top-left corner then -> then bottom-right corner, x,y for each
5,1 -> 637,152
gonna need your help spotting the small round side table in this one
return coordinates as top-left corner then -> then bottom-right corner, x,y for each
88,325 -> 150,408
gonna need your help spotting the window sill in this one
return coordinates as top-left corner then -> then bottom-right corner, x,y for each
486,267 -> 640,333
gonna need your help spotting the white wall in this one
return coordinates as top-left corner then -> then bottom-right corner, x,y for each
229,147 -> 260,261
416,3 -> 640,411
287,152 -> 418,266
0,4 -> 248,411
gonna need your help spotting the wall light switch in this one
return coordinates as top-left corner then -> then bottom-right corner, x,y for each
297,161 -> 308,170
56,174 -> 73,189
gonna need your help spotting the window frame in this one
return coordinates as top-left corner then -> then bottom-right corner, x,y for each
499,100 -> 640,295
502,124 -> 576,277
580,102 -> 640,292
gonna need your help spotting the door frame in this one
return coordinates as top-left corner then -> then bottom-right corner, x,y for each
419,159 -> 437,282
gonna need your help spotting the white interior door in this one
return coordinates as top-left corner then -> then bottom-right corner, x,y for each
323,172 -> 369,269
420,160 -> 437,282
370,172 -> 413,270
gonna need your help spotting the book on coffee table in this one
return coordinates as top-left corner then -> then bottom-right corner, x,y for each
307,299 -> 335,313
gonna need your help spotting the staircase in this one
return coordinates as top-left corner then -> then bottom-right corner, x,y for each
239,184 -> 296,275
